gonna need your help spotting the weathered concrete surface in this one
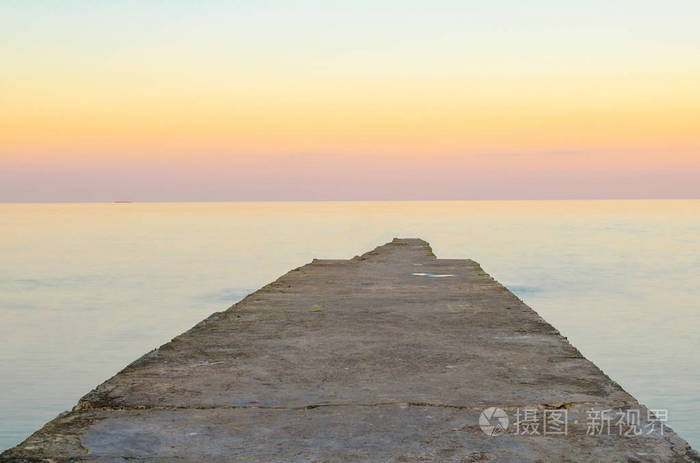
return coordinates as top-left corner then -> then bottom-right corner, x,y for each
2,238 -> 697,462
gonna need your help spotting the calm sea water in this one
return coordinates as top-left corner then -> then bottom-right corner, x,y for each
1,200 -> 698,451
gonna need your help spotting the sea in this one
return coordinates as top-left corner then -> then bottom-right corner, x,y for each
1,200 -> 698,451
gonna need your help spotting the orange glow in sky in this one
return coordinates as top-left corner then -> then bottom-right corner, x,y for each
1,1 -> 699,200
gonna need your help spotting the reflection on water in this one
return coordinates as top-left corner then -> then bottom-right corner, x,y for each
1,200 -> 698,450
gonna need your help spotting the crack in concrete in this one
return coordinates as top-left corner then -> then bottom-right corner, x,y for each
76,399 -> 639,413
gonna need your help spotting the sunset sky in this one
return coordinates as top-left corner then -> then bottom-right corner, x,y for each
2,1 -> 699,201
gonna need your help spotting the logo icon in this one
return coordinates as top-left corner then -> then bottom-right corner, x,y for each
479,407 -> 509,436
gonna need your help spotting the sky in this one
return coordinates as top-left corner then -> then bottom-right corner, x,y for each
1,0 -> 699,201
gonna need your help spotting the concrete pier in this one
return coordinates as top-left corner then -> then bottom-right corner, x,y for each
2,239 -> 697,462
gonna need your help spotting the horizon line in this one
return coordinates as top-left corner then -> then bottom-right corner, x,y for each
2,197 -> 699,205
